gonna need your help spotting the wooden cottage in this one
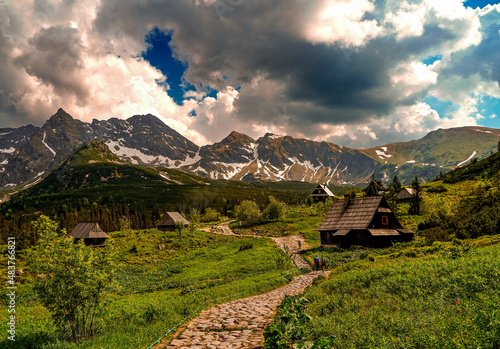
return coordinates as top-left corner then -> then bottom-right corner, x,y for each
317,196 -> 414,248
362,178 -> 389,196
156,212 -> 189,231
396,187 -> 421,202
310,184 -> 336,203
67,222 -> 109,246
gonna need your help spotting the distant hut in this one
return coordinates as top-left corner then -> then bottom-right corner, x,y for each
396,187 -> 422,202
157,212 -> 190,231
317,196 -> 414,248
67,222 -> 109,246
362,178 -> 389,196
310,184 -> 336,203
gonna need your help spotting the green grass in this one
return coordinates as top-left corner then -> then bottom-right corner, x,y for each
229,205 -> 324,246
270,236 -> 500,348
0,230 -> 297,349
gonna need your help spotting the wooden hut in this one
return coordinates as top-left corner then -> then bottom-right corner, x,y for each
67,222 -> 109,246
317,196 -> 414,248
310,184 -> 336,203
362,178 -> 388,196
396,187 -> 421,202
156,212 -> 189,231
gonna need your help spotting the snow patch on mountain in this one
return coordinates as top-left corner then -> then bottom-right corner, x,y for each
41,131 -> 56,157
106,140 -> 172,165
457,150 -> 477,167
0,148 -> 15,154
376,149 -> 393,159
174,151 -> 201,167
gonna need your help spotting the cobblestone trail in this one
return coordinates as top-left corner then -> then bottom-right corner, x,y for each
157,271 -> 327,349
153,225 -> 321,348
271,236 -> 310,270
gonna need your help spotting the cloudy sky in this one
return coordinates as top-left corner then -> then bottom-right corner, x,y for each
1,0 -> 499,148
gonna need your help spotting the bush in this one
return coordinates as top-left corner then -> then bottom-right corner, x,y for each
175,221 -> 184,236
263,196 -> 286,221
426,185 -> 447,193
188,208 -> 200,231
202,207 -> 220,223
238,243 -> 253,251
234,200 -> 262,225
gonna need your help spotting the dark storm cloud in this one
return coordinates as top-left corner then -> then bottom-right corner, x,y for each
14,25 -> 88,103
91,0 -> 481,132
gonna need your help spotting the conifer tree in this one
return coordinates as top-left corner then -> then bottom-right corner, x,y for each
409,176 -> 422,215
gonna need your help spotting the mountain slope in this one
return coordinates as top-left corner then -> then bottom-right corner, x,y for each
0,109 -> 201,188
0,124 -> 39,175
361,126 -> 500,183
92,114 -> 199,166
2,109 -> 500,189
0,109 -> 94,188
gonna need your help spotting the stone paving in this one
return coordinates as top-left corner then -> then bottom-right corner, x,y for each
156,271 -> 327,349
154,227 -> 325,349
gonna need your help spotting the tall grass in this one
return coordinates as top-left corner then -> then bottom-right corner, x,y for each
276,239 -> 500,348
0,232 -> 296,348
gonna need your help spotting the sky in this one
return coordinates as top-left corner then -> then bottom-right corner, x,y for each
0,0 -> 500,148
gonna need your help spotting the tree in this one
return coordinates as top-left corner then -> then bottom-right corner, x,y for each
203,207 -> 220,223
314,197 -> 333,215
263,196 -> 286,221
119,216 -> 132,235
387,175 -> 402,212
234,200 -> 262,225
28,216 -> 115,342
188,208 -> 200,231
175,221 -> 184,236
392,175 -> 402,193
409,176 -> 422,215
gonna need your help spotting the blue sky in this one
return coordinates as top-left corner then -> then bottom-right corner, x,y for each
2,0 -> 500,147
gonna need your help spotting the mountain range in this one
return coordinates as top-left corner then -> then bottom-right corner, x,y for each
1,108 -> 499,189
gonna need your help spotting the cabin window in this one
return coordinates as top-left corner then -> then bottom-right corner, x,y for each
382,215 -> 388,225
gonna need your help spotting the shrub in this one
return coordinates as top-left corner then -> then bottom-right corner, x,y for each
263,196 -> 286,221
203,207 -> 220,223
234,200 -> 262,225
175,221 -> 184,236
239,243 -> 253,251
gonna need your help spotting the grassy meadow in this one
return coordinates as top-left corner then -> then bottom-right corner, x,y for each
0,229 -> 299,349
286,236 -> 500,348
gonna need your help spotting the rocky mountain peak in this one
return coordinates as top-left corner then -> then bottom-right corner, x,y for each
223,131 -> 256,144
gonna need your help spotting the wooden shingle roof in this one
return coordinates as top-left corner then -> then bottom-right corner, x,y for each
317,196 -> 385,231
157,212 -> 189,227
312,184 -> 335,197
67,222 -> 109,239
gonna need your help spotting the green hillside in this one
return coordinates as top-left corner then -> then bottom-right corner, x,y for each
267,236 -> 500,347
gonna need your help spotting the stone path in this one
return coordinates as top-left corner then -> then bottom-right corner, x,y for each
200,221 -> 238,236
153,226 -> 323,348
271,236 -> 310,269
156,271 -> 327,349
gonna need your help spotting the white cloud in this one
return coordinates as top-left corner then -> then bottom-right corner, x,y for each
304,0 -> 384,47
391,61 -> 438,98
385,1 -> 427,40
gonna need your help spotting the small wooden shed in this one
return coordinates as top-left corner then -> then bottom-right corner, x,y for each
157,212 -> 189,231
317,196 -> 414,248
310,184 -> 336,203
67,222 -> 109,246
396,187 -> 422,202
